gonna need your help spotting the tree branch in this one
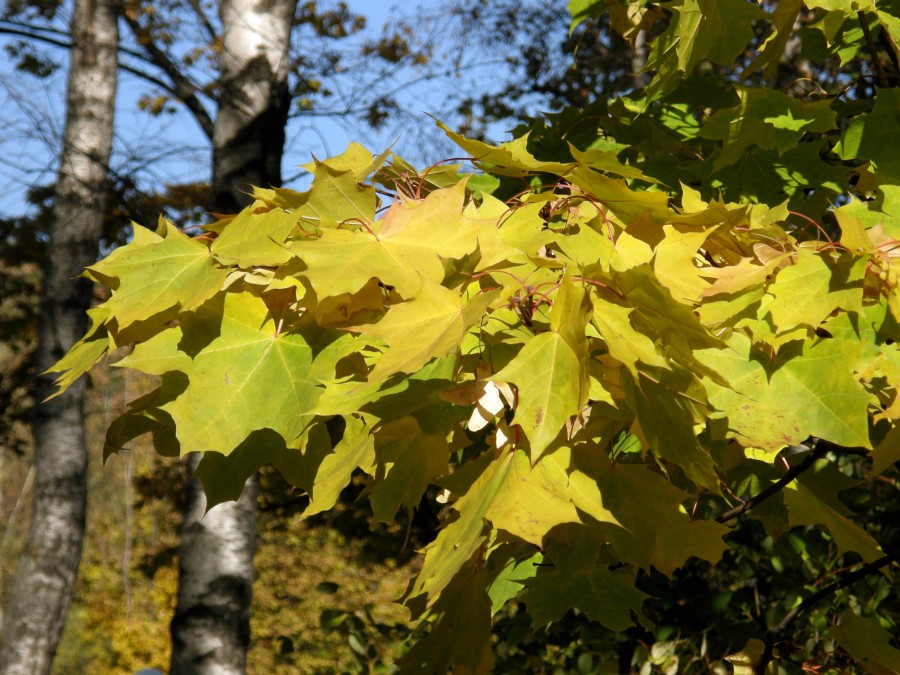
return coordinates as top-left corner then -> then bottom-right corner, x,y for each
120,12 -> 215,140
877,28 -> 900,86
757,552 -> 899,672
0,18 -> 150,64
859,11 -> 890,89
185,0 -> 218,43
716,444 -> 828,524
0,20 -> 213,134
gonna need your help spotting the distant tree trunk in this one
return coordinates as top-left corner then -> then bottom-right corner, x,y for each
0,0 -> 118,672
168,0 -> 296,672
632,29 -> 649,89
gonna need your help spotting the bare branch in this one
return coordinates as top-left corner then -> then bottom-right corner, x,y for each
185,0 -> 218,43
0,19 -> 212,133
120,12 -> 215,140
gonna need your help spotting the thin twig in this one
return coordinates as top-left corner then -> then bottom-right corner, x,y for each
859,11 -> 889,88
757,552 -> 899,672
120,12 -> 215,139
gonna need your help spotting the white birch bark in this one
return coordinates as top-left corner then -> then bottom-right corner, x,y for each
169,1 -> 296,672
0,0 -> 118,671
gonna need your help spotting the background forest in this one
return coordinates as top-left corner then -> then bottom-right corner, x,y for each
2,1 -> 900,674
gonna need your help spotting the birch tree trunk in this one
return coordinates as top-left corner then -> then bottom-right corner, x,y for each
0,0 -> 118,672
169,1 -> 296,672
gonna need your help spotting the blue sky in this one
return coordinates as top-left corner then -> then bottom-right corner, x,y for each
0,1 -> 483,221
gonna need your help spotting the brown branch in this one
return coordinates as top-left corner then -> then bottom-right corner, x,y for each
185,0 -> 218,43
859,11 -> 890,89
0,21 -> 208,123
757,552 -> 899,672
0,18 -> 149,62
716,444 -> 828,523
877,28 -> 900,86
120,12 -> 215,140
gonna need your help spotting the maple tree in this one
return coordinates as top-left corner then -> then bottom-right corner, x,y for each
45,0 -> 900,672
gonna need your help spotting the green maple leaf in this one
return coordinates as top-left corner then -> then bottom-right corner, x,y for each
766,249 -> 865,333
401,556 -> 493,675
625,368 -> 720,492
484,449 -> 581,546
45,305 -> 110,399
407,451 -> 514,608
210,206 -> 298,266
700,87 -> 837,170
699,142 -> 847,221
784,459 -> 883,562
831,612 -> 900,674
645,0 -> 765,97
698,333 -> 873,452
869,425 -> 900,477
352,280 -> 497,382
161,292 -> 322,455
438,122 -> 573,177
298,143 -> 384,229
740,0 -> 804,79
569,166 -> 670,225
485,446 -> 622,546
304,413 -> 376,517
102,373 -> 183,460
113,325 -> 191,375
589,460 -> 729,574
524,524 -> 649,631
193,427 -> 312,508
610,264 -> 724,376
486,546 -> 543,614
369,416 -> 450,521
495,279 -> 591,462
87,220 -> 226,332
836,88 -> 900,182
653,224 -> 714,303
591,294 -> 668,377
766,249 -> 834,332
292,181 -> 500,299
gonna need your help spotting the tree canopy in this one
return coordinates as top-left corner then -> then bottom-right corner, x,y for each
46,0 -> 900,672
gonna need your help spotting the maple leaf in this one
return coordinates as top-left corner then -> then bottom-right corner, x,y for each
401,556 -> 493,674
45,305 -> 111,399
161,292 -> 323,455
524,524 -> 649,631
369,416 -> 450,521
589,459 -> 729,574
303,413 -> 376,517
495,279 -> 591,463
698,333 -> 873,452
643,0 -> 765,97
406,452 -> 514,609
210,206 -> 298,266
291,181 -> 502,299
484,449 -> 581,546
701,87 -> 836,170
836,88 -> 900,182
87,220 -> 226,332
351,279 -> 497,382
784,459 -> 883,563
830,612 -> 900,674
